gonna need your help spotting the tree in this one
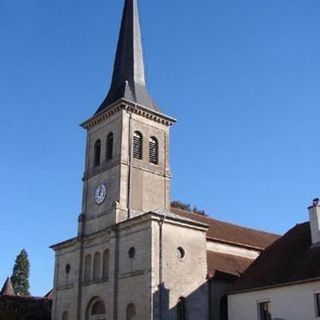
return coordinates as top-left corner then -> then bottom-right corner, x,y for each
171,200 -> 207,216
11,249 -> 30,296
171,201 -> 191,211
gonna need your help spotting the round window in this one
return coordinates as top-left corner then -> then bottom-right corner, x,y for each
128,247 -> 136,258
177,247 -> 185,259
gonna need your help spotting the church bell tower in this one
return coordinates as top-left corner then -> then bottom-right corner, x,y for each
51,1 -> 208,319
79,0 -> 176,236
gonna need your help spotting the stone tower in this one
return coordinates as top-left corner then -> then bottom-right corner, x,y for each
51,1 -> 208,319
78,0 -> 175,237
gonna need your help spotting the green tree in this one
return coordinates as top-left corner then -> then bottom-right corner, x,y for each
11,249 -> 30,296
171,200 -> 191,211
171,200 -> 207,216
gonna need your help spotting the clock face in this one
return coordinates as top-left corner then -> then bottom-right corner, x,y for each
95,184 -> 107,205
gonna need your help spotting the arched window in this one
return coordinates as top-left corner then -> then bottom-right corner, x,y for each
93,252 -> 101,280
102,249 -> 110,280
62,311 -> 68,320
126,303 -> 136,320
106,132 -> 114,160
84,254 -> 92,282
149,137 -> 158,164
91,301 -> 105,315
94,140 -> 101,167
86,297 -> 106,320
133,131 -> 143,160
128,247 -> 136,259
177,297 -> 186,320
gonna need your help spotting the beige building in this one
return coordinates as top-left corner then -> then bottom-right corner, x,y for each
50,1 -> 278,319
228,199 -> 320,320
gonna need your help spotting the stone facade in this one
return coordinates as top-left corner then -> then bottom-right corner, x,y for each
79,104 -> 173,235
51,193 -> 209,320
51,79 -> 215,320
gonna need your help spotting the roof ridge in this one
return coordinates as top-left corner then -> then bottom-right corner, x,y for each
171,207 -> 280,236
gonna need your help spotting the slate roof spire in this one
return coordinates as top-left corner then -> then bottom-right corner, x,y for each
1,277 -> 15,296
96,0 -> 159,114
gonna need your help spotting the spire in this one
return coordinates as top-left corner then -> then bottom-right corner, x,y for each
1,277 -> 15,296
96,0 -> 159,114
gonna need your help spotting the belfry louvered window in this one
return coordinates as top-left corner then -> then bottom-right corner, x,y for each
106,132 -> 114,160
94,140 -> 101,167
133,131 -> 143,159
149,137 -> 158,164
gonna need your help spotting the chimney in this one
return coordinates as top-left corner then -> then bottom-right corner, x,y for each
308,198 -> 320,245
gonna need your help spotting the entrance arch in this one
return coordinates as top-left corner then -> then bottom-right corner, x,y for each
86,297 -> 106,320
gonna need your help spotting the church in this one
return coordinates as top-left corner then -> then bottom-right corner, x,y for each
50,1 -> 278,319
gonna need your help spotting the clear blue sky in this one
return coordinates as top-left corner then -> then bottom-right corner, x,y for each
1,0 -> 319,296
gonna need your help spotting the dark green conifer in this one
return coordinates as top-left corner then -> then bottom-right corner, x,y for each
10,249 -> 30,296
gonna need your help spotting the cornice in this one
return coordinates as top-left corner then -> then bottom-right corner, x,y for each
81,99 -> 176,130
116,211 -> 209,232
82,159 -> 172,182
50,237 -> 78,251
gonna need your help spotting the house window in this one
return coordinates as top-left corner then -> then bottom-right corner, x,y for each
106,132 -> 114,160
315,293 -> 320,317
177,297 -> 186,320
149,137 -> 158,164
133,131 -> 143,160
258,301 -> 271,320
94,140 -> 101,167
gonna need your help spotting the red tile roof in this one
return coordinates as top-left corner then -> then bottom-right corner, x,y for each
207,251 -> 254,278
44,289 -> 53,299
171,208 -> 279,250
229,222 -> 320,293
